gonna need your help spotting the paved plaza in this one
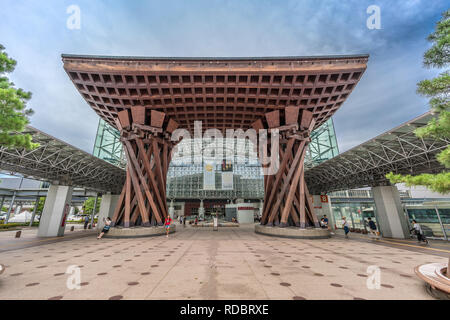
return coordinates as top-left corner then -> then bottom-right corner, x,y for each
0,224 -> 448,300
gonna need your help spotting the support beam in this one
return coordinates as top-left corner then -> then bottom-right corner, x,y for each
29,196 -> 40,227
37,184 -> 73,237
372,185 -> 410,239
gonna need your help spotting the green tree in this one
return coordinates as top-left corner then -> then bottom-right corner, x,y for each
0,44 -> 38,149
386,10 -> 450,194
82,197 -> 101,215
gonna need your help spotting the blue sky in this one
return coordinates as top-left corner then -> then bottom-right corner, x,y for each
0,0 -> 447,153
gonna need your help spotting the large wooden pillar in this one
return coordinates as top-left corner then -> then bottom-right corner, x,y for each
256,107 -> 319,229
110,108 -> 179,227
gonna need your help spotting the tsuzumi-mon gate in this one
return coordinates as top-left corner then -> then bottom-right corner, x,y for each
63,54 -> 368,238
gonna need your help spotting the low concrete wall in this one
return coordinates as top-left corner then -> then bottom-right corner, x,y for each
255,225 -> 330,239
105,225 -> 176,238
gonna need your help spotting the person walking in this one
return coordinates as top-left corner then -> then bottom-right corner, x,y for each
183,215 -> 186,228
97,217 -> 111,239
367,217 -> 379,239
165,215 -> 173,237
84,215 -> 89,230
410,219 -> 428,244
342,217 -> 350,238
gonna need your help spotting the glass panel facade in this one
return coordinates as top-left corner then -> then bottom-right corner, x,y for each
438,208 -> 450,239
93,119 -> 126,168
331,201 -> 378,233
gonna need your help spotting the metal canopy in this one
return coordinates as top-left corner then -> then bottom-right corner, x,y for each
305,112 -> 449,194
0,126 -> 125,194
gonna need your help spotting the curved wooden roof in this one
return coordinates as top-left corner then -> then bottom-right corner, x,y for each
62,54 -> 368,133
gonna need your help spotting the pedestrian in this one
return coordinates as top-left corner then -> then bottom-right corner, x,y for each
367,217 -> 379,239
179,216 -> 183,225
97,217 -> 111,239
84,215 -> 89,229
410,219 -> 428,244
342,217 -> 350,238
194,216 -> 198,226
165,215 -> 173,237
183,215 -> 186,228
320,218 -> 327,229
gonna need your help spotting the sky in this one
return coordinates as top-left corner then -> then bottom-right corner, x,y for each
0,0 -> 448,154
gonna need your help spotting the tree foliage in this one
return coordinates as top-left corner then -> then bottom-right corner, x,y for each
387,10 -> 450,194
0,44 -> 38,149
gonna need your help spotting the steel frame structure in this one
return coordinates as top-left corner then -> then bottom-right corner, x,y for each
0,126 -> 125,194
305,112 -> 449,194
93,119 -> 127,169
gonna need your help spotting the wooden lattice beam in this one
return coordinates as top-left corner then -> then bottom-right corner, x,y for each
110,109 -> 178,227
